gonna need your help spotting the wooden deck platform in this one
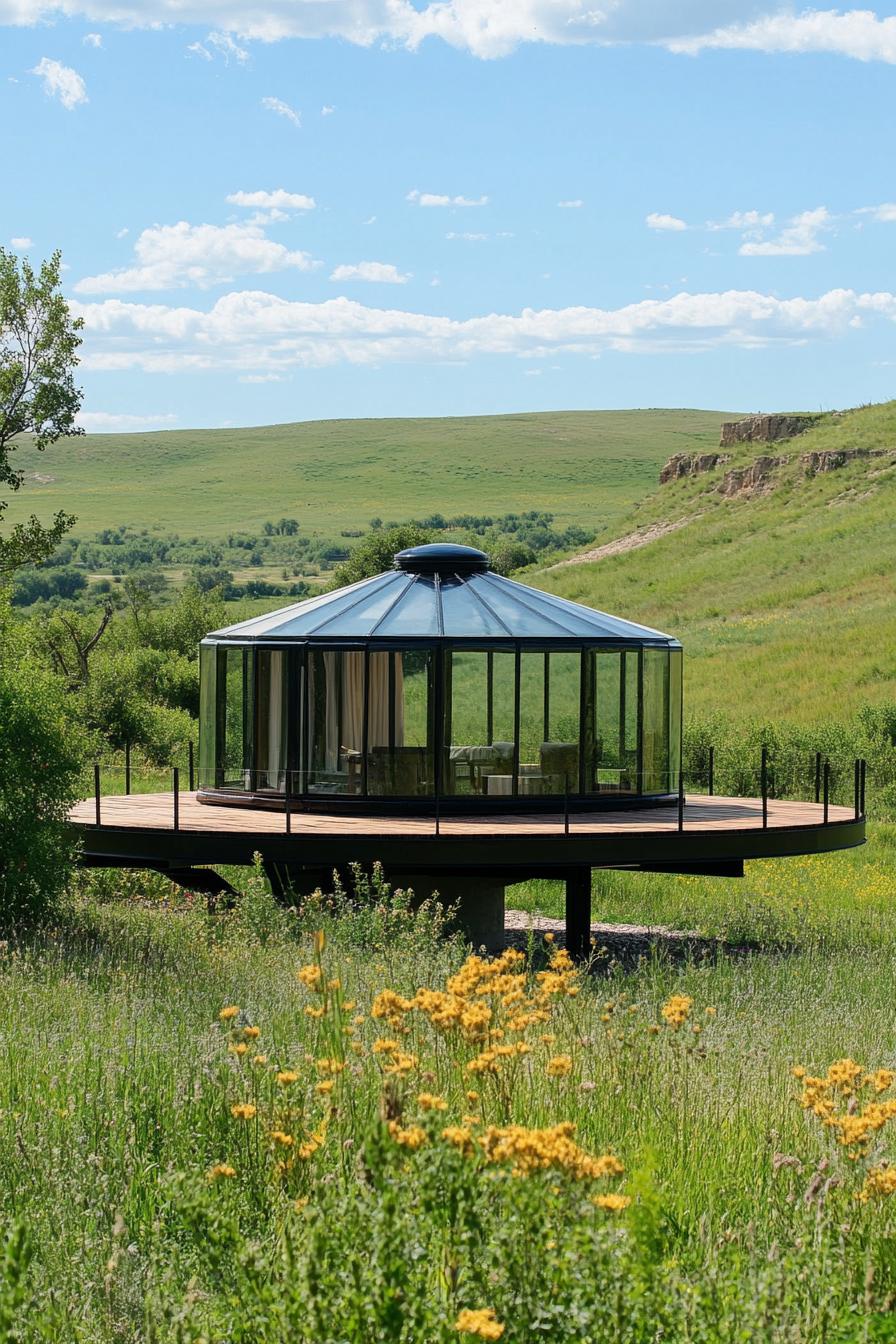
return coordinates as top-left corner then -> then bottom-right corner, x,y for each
71,791 -> 863,876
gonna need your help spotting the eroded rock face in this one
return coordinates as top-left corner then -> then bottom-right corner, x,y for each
720,414 -> 818,448
659,452 -> 730,484
801,447 -> 890,474
718,456 -> 787,497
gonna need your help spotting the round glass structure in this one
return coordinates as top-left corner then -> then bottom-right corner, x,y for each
197,544 -> 683,813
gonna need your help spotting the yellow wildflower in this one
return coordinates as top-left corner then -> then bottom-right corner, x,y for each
547,1054 -> 573,1078
230,1103 -> 257,1120
383,1051 -> 418,1076
304,1006 -> 325,1019
252,1053 -> 268,1066
270,1130 -> 295,1148
373,1038 -> 399,1055
228,1042 -> 249,1057
207,1163 -> 237,1180
315,1058 -> 346,1076
242,1025 -> 261,1039
388,1121 -> 427,1150
277,1070 -> 300,1086
219,1005 -> 240,1021
297,964 -> 322,991
455,1307 -> 505,1339
442,1126 -> 474,1155
858,1166 -> 896,1202
479,1122 -> 623,1181
417,1092 -> 448,1112
593,1193 -> 631,1211
661,994 -> 694,1030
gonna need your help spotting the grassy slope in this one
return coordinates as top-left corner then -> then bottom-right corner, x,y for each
6,409 -> 730,539
540,401 -> 896,723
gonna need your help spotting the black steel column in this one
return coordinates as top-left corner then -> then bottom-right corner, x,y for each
565,867 -> 591,960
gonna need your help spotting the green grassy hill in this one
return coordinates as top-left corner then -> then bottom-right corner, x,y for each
6,410 -> 731,540
540,401 -> 896,723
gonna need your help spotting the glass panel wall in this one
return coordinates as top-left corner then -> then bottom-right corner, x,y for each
668,648 -> 683,791
254,650 -> 287,792
642,648 -> 672,795
306,650 -> 365,796
585,650 -> 641,795
221,647 -> 252,787
517,651 -> 581,796
367,650 -> 434,796
444,649 -> 516,797
198,644 -> 217,787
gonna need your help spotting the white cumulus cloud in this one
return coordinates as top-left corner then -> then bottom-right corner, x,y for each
557,199 -> 584,208
77,411 -> 178,432
74,219 -> 319,293
82,31 -> 102,46
262,95 -> 300,127
5,5 -> 896,63
407,188 -> 488,207
10,235 -> 33,248
330,261 -> 410,283
646,212 -> 687,231
68,284 -> 896,378
30,56 -> 87,109
667,9 -> 896,63
227,188 -> 315,210
739,206 -> 830,255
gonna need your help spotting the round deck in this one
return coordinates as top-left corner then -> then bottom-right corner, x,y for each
72,791 -> 863,873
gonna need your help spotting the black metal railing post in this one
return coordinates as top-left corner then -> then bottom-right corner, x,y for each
814,751 -> 822,805
761,747 -> 768,829
188,740 -> 195,792
564,774 -> 570,836
435,788 -> 441,838
708,745 -> 714,797
823,761 -> 830,825
678,769 -> 684,832
173,766 -> 180,831
854,758 -> 861,821
94,762 -> 101,826
861,758 -> 867,817
125,741 -> 131,796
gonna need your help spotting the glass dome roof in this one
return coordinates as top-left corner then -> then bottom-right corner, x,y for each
208,545 -> 679,644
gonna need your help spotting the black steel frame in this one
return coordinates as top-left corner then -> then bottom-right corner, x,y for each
197,637 -> 684,815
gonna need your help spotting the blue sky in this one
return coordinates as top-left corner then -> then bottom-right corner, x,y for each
3,1 -> 896,430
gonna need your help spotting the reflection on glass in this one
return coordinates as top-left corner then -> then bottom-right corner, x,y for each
198,644 -> 217,787
367,650 -> 434,796
307,650 -> 365,796
445,650 -> 516,796
222,648 -> 251,786
668,649 -> 683,791
642,648 -> 671,794
255,650 -> 287,791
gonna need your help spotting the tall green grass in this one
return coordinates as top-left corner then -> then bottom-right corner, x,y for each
3,842 -> 896,1340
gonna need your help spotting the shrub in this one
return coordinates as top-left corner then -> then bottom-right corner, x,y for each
0,597 -> 85,921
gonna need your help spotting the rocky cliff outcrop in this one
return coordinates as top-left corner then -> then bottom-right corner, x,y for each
659,452 -> 730,484
801,447 -> 892,474
720,414 -> 819,448
718,456 -> 787,498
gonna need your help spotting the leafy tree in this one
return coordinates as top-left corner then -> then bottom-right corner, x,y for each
329,525 -> 432,588
0,593 -> 86,921
0,249 -> 84,573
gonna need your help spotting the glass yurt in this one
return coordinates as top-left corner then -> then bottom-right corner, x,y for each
197,543 -> 682,812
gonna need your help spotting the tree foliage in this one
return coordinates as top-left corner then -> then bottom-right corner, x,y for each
329,525 -> 432,588
0,248 -> 83,573
0,594 -> 86,922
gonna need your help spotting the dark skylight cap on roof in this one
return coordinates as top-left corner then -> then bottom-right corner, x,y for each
394,543 -> 489,574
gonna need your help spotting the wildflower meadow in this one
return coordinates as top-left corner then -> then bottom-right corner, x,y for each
3,837 -> 896,1342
